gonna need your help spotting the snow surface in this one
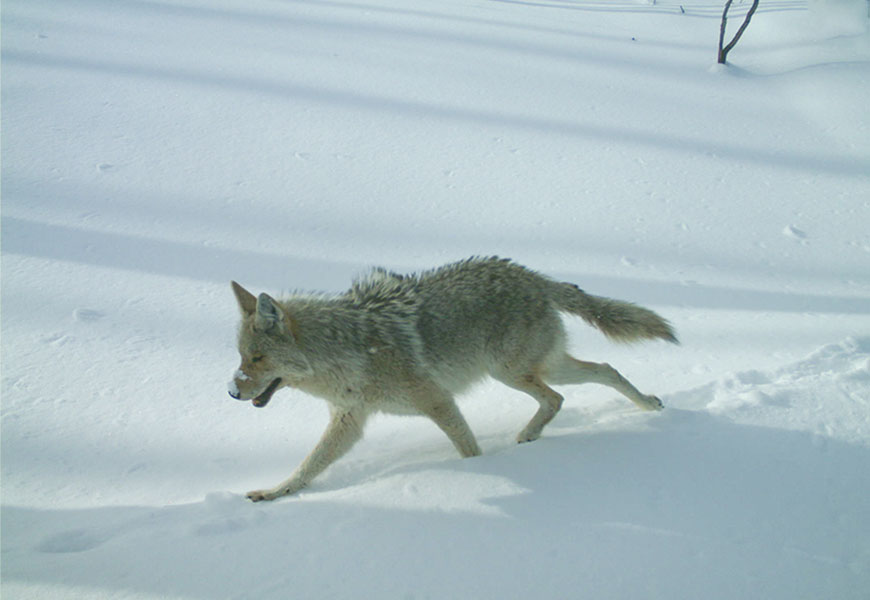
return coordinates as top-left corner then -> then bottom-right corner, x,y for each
2,0 -> 870,598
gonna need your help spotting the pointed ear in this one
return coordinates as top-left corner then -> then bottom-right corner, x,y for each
231,281 -> 257,317
254,293 -> 286,333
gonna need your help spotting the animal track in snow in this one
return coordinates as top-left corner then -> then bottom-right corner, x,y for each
73,308 -> 105,322
36,529 -> 109,554
783,225 -> 808,243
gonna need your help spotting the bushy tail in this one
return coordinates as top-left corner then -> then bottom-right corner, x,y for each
552,283 -> 678,344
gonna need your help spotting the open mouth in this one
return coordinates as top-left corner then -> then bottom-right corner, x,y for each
252,378 -> 282,408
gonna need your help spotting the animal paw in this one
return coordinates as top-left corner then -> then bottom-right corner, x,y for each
246,489 -> 276,502
516,429 -> 541,444
246,481 -> 305,502
641,395 -> 664,411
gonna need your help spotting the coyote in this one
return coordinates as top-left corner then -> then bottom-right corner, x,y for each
228,257 -> 677,501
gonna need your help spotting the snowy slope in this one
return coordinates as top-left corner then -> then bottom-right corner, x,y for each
2,0 -> 870,598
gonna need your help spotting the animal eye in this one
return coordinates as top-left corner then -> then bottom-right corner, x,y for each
251,355 -> 265,363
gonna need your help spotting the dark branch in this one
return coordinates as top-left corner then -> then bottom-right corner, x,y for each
718,0 -> 760,64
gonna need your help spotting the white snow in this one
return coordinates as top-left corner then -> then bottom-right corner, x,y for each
2,0 -> 869,598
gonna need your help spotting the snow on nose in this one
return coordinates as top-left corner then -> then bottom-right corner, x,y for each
228,369 -> 251,399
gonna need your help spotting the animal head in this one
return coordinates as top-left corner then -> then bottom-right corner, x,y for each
227,282 -> 312,407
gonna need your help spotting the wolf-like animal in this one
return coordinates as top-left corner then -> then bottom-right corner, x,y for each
228,257 -> 677,501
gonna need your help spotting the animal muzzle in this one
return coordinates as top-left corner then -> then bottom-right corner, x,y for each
227,369 -> 251,401
227,378 -> 244,400
227,377 -> 283,407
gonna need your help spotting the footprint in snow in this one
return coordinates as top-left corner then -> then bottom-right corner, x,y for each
782,225 -> 808,243
73,308 -> 105,322
36,529 -> 109,554
191,492 -> 265,536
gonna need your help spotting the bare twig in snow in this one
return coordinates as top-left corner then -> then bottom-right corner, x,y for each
718,0 -> 760,64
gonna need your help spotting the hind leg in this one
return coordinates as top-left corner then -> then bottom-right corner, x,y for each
543,354 -> 663,411
494,371 -> 565,443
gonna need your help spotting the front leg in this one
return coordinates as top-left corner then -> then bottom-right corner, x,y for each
248,406 -> 368,502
